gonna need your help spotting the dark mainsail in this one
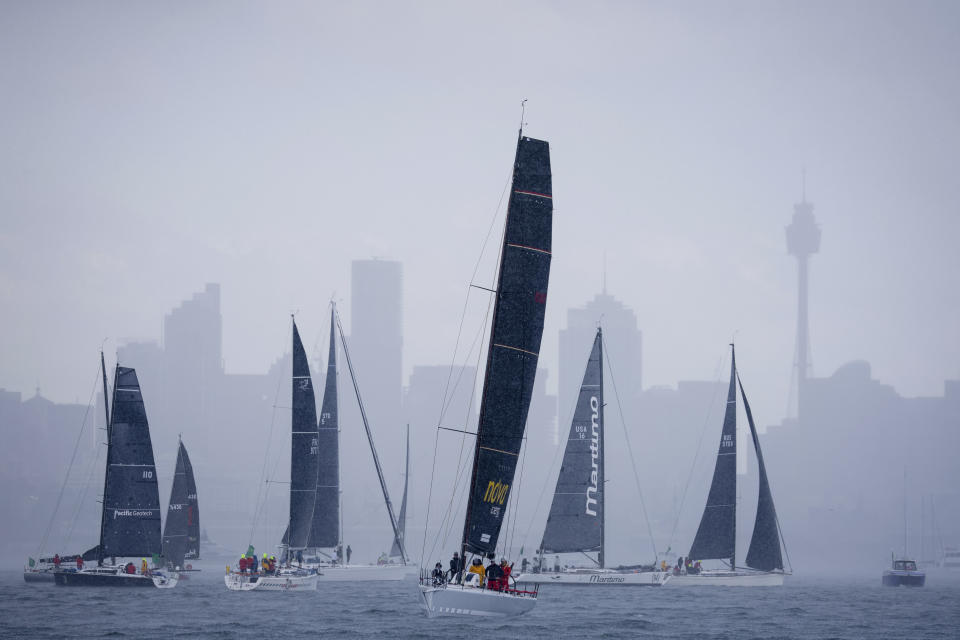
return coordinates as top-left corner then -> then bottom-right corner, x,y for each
540,328 -> 603,563
740,375 -> 784,571
162,439 -> 199,567
288,320 -> 319,549
689,346 -> 737,565
99,366 -> 162,560
307,306 -> 340,549
390,425 -> 410,560
462,134 -> 553,556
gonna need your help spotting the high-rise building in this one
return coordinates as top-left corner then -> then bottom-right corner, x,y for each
558,289 -> 642,443
785,184 -> 821,419
349,259 -> 403,439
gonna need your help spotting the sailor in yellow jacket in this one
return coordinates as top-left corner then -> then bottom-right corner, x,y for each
467,557 -> 485,585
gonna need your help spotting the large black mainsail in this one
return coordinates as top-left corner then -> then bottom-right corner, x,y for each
540,328 -> 604,564
162,439 -> 199,567
689,346 -> 737,565
740,375 -> 783,571
462,134 -> 553,557
389,424 -> 410,560
307,306 -> 340,549
288,320 -> 319,550
99,366 -> 162,561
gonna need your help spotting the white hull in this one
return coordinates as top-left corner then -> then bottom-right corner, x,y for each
224,572 -> 318,592
312,564 -> 417,582
668,570 -> 784,586
418,583 -> 537,618
515,570 -> 670,586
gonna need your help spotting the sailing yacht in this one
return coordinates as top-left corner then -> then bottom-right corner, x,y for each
161,438 -> 199,571
670,345 -> 787,586
515,328 -> 669,587
54,356 -> 177,588
224,320 -> 318,592
418,130 -> 552,618
302,307 -> 414,582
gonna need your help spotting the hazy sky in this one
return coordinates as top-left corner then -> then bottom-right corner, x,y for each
2,1 -> 958,430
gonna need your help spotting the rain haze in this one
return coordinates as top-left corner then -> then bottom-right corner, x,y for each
1,1 -> 959,635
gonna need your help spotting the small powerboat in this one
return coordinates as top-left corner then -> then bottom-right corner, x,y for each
882,558 -> 925,587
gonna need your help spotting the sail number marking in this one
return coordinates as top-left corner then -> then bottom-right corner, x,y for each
483,480 -> 509,505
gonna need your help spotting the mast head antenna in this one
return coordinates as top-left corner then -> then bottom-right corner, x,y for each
519,99 -> 528,137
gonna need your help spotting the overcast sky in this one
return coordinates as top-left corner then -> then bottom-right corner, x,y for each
2,1 -> 958,430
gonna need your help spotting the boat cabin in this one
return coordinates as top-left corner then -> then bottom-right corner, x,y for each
893,560 -> 917,571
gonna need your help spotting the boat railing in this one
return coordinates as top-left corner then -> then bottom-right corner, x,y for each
419,568 -> 539,598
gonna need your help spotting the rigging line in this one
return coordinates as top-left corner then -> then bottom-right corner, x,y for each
248,320 -> 292,546
602,334 -> 658,562
664,349 -> 728,558
506,422 -> 530,560
417,424 -> 443,570
519,374 -> 583,557
436,169 -> 512,429
50,361 -> 103,555
37,360 -> 100,558
432,300 -> 493,562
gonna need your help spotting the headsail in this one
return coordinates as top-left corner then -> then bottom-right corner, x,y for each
390,424 -> 410,560
307,305 -> 341,549
689,346 -> 737,565
288,320 -> 319,549
100,366 -> 162,560
540,328 -> 603,564
462,135 -> 553,556
184,443 -> 200,559
740,375 -> 783,571
162,439 -> 198,567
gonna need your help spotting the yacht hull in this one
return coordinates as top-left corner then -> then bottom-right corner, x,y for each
668,571 -> 784,586
882,570 -> 925,587
313,564 -> 416,582
514,570 -> 670,586
224,572 -> 318,591
418,584 -> 537,618
54,569 -> 178,588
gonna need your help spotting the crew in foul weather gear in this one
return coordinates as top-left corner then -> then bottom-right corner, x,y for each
468,557 -> 485,585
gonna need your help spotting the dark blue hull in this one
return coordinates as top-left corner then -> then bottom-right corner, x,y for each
54,570 -> 155,587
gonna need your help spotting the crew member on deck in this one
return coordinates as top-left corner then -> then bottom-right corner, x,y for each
141,558 -> 149,575
468,557 -> 485,585
76,556 -> 83,571
449,552 -> 462,582
485,555 -> 502,590
53,554 -> 61,569
432,562 -> 445,585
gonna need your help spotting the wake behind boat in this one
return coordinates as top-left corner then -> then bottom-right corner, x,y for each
669,345 -> 788,587
55,355 -> 177,589
419,127 -> 552,618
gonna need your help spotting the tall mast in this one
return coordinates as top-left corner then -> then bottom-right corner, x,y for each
334,309 -> 407,564
96,357 -> 114,566
598,327 -> 605,569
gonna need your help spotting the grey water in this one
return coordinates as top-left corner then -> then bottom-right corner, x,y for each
2,566 -> 959,639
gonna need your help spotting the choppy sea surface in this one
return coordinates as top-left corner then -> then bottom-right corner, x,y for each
2,564 -> 959,639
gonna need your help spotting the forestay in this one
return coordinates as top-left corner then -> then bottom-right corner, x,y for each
688,348 -> 737,564
541,329 -> 604,561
